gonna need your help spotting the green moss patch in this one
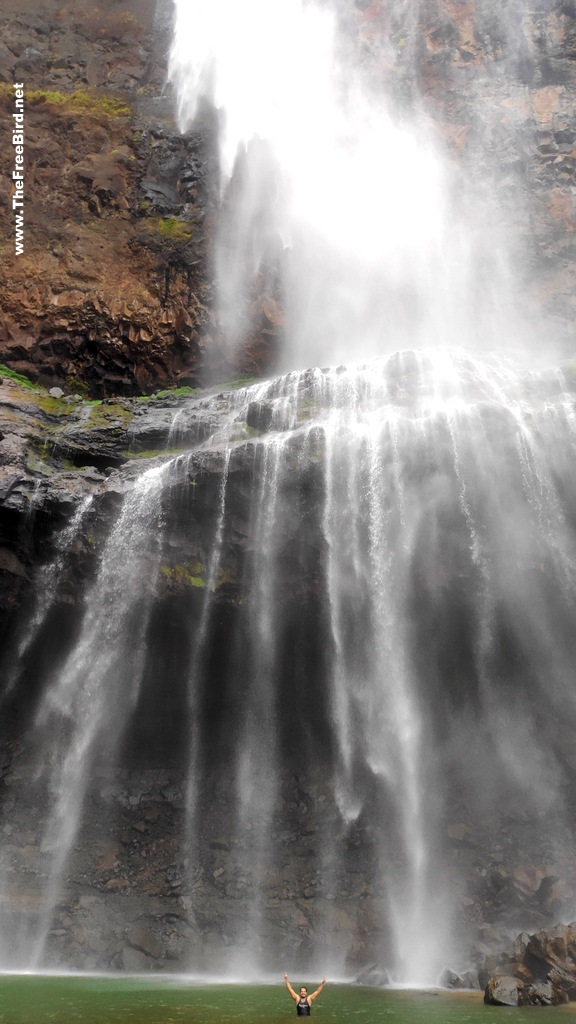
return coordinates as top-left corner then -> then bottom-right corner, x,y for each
25,456 -> 55,477
215,565 -> 238,589
65,377 -> 93,398
161,563 -> 206,589
155,218 -> 192,240
153,386 -> 200,399
34,395 -> 76,417
218,376 -> 259,390
22,88 -> 130,119
135,386 -> 202,402
87,403 -> 133,427
0,364 -> 42,391
124,447 -> 186,459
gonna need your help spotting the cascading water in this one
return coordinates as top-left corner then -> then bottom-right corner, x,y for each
166,0 -> 551,983
3,0 -> 576,990
3,496 -> 93,699
169,0 -> 530,371
2,352 -> 576,979
0,469 -> 167,969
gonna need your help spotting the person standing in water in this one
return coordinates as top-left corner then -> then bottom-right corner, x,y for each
284,973 -> 326,1015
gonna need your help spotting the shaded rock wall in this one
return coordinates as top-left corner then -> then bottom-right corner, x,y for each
0,374 -> 391,972
0,764 -> 391,973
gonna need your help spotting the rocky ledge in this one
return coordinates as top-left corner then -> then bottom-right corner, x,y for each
484,924 -> 576,1006
0,364 -> 264,637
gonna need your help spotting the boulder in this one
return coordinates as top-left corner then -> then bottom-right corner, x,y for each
484,924 -> 576,1005
440,967 -> 480,990
440,968 -> 464,989
484,974 -> 524,1006
353,964 -> 390,987
524,982 -> 554,1006
461,970 -> 481,990
122,946 -> 154,972
246,401 -> 274,433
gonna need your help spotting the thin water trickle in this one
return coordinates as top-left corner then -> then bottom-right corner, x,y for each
3,496 -> 94,698
185,446 -> 231,832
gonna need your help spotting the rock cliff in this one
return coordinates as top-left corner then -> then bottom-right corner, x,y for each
0,0 -> 218,396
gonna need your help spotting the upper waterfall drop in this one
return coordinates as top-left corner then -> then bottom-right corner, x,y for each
169,0 -> 520,371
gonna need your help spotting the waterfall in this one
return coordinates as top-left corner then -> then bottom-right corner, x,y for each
169,0 -> 529,371
2,354 -> 576,978
165,0 -> 560,983
3,0 -> 576,988
3,496 -> 93,698
0,467 -> 167,968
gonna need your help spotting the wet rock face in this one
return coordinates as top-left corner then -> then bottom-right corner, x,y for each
0,374 -> 222,647
3,368 -> 576,977
0,764 -> 392,974
0,372 -> 333,761
0,376 -> 361,972
484,924 -> 576,1005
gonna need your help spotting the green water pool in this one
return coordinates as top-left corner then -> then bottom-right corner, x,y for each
0,979 -> 575,1024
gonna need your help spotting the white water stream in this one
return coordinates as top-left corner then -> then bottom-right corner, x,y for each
169,0 -> 526,370
167,0 -> 539,983
1,352 -> 576,979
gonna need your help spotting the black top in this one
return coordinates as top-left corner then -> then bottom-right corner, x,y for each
297,998 -> 311,1016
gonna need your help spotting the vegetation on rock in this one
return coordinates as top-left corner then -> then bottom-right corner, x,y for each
0,84 -> 131,119
0,364 -> 42,391
160,563 -> 206,589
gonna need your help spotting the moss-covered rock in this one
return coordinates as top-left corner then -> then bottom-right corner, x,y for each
161,562 -> 206,589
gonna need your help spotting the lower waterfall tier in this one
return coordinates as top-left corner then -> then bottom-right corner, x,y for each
1,350 -> 576,982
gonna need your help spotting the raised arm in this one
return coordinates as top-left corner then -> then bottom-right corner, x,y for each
308,978 -> 326,1003
284,973 -> 298,1002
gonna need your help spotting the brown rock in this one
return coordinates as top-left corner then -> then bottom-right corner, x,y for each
126,925 -> 163,959
484,974 -> 523,1006
96,848 -> 119,871
105,878 -> 130,891
122,946 -> 154,972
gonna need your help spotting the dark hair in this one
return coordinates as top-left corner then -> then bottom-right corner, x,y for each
300,987 -> 307,992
